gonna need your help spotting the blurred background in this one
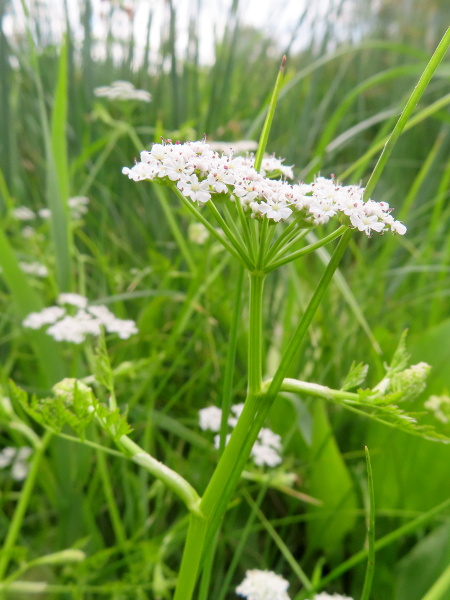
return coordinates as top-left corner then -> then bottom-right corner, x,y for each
1,1 -> 450,599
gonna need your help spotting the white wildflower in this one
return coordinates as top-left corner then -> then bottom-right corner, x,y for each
94,80 -> 152,102
177,174 -> 211,203
19,261 -> 49,278
13,206 -> 35,221
23,306 -> 65,329
425,395 -> 450,424
0,446 -> 33,481
236,569 -> 290,600
123,139 -> 406,237
57,293 -> 88,309
188,222 -> 209,245
38,208 -> 51,219
199,406 -> 223,432
251,442 -> 282,467
23,298 -> 138,344
68,196 -> 90,219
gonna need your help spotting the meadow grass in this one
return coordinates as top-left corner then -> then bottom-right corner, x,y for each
1,1 -> 450,599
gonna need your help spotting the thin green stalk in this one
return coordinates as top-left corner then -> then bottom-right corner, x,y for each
207,200 -> 251,266
318,497 -> 450,589
264,221 -> 303,264
360,447 -> 375,600
0,431 -> 53,583
245,491 -> 313,590
217,485 -> 268,600
254,55 -> 287,172
234,192 -> 256,265
266,225 -> 308,265
267,229 -> 353,395
170,184 -> 245,264
220,266 -> 245,453
173,513 -> 208,600
256,218 -> 269,270
420,563 -> 450,600
363,26 -> 450,200
114,434 -> 201,515
248,272 -> 265,394
95,447 -> 127,547
266,225 -> 348,273
154,185 -> 197,273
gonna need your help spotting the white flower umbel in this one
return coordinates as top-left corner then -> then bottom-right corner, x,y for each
23,295 -> 138,344
19,261 -> 49,278
200,404 -> 282,468
13,206 -> 35,221
199,406 -> 223,432
123,139 -> 406,236
236,569 -> 290,600
0,446 -> 33,481
94,80 -> 152,102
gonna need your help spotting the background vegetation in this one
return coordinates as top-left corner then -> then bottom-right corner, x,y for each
1,0 -> 450,598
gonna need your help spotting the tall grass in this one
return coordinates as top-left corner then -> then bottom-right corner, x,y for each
1,1 -> 450,599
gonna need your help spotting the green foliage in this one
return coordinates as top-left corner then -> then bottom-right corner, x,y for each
10,377 -> 132,441
1,1 -> 450,599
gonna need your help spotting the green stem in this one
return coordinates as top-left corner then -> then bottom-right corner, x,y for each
266,225 -> 348,272
170,185 -> 248,266
360,447 -> 375,600
363,26 -> 450,200
248,272 -> 265,394
114,434 -> 202,515
0,431 -> 53,583
420,562 -> 450,600
254,55 -> 287,172
267,228 -> 354,395
219,266 -> 245,453
173,513 -> 208,600
207,200 -> 253,268
154,185 -> 197,274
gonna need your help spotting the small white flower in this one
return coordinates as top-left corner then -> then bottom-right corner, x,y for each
188,222 -> 209,245
13,206 -> 35,221
19,261 -> 49,278
199,406 -> 223,432
23,298 -> 138,344
104,318 -> 138,339
0,446 -> 33,481
236,569 -> 290,600
38,208 -> 51,219
251,442 -> 282,467
94,80 -> 152,102
257,197 -> 292,222
349,212 -> 386,235
23,306 -> 66,329
177,174 -> 211,203
57,293 -> 89,309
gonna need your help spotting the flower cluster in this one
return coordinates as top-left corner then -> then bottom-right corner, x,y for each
19,261 -> 49,278
94,80 -> 152,102
23,293 -> 138,344
199,404 -> 282,467
0,446 -> 32,481
236,569 -> 290,600
425,394 -> 450,424
122,139 -> 406,236
13,196 -> 90,222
